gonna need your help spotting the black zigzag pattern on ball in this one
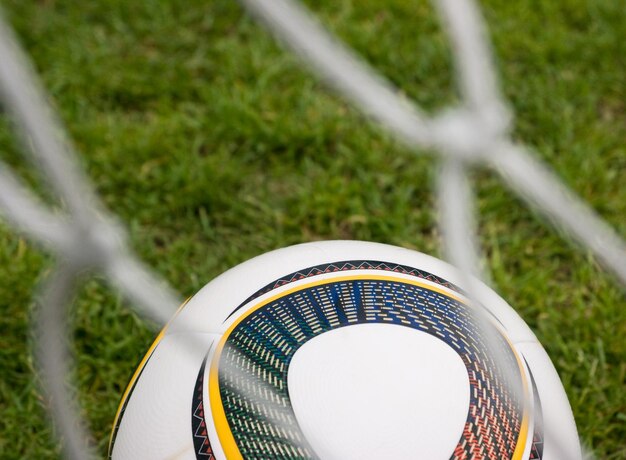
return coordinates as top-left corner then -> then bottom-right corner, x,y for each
192,357 -> 215,458
528,365 -> 544,460
226,259 -> 464,320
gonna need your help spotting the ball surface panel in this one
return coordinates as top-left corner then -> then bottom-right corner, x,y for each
288,323 -> 470,459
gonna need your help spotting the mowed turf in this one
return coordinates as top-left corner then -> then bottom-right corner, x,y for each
0,0 -> 624,458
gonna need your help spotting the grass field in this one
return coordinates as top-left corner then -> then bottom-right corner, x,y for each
0,0 -> 624,458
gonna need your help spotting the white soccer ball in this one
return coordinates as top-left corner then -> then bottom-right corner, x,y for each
109,241 -> 580,459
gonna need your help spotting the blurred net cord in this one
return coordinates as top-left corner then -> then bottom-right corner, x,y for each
0,0 -> 624,459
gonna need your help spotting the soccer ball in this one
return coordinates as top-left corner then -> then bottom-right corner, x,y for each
109,241 -> 580,459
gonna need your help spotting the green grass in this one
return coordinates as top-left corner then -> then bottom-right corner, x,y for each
0,0 -> 624,458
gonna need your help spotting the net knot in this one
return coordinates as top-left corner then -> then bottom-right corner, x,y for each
431,108 -> 509,162
61,218 -> 127,270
